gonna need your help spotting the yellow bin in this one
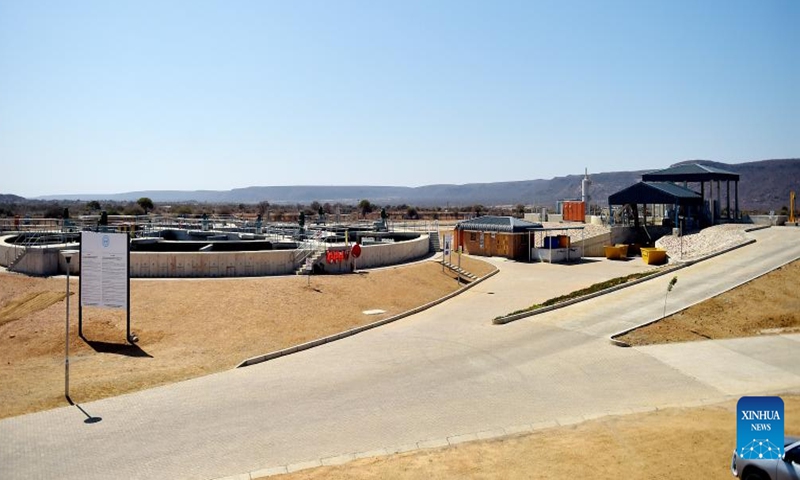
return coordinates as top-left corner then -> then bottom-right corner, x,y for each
641,247 -> 667,265
614,244 -> 629,257
604,245 -> 622,260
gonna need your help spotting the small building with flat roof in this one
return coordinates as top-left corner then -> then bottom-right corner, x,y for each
454,216 -> 542,260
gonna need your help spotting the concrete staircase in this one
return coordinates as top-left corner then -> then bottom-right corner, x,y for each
428,232 -> 441,253
442,261 -> 477,281
295,250 -> 325,275
8,247 -> 28,272
8,234 -> 39,272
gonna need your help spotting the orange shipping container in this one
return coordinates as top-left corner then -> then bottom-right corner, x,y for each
562,201 -> 585,222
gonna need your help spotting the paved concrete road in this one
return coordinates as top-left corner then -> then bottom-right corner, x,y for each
2,227 -> 799,480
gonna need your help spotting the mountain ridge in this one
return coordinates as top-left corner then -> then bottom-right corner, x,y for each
24,158 -> 800,212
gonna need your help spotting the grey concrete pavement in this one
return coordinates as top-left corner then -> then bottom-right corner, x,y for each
1,227 -> 798,480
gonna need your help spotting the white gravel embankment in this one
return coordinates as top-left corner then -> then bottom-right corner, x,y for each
655,224 -> 754,261
539,222 -> 610,245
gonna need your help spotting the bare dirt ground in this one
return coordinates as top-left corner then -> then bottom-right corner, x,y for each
267,395 -> 799,480
0,255 -> 494,419
618,259 -> 800,346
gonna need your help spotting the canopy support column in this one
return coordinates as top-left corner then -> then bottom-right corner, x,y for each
726,180 -> 731,220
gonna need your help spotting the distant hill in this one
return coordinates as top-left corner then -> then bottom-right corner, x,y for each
0,194 -> 26,203
670,159 -> 799,212
36,158 -> 799,211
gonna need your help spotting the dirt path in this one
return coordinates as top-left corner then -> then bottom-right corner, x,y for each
0,256 -> 494,419
266,395 -> 799,480
618,259 -> 800,345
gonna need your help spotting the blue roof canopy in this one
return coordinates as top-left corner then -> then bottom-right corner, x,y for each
608,182 -> 703,206
642,163 -> 739,182
455,216 -> 542,233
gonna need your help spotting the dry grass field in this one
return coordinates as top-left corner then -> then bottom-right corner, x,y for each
0,255 -> 494,419
618,259 -> 800,345
268,395 -> 800,480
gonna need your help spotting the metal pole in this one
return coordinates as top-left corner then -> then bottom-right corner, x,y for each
78,237 -> 83,337
127,238 -> 131,343
126,237 -> 136,344
65,258 -> 70,400
457,248 -> 461,285
448,236 -> 452,265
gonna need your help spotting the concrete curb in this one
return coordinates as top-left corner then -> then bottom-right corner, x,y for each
212,387 -> 800,479
237,265 -> 500,368
493,237 -> 757,325
608,248 -> 798,346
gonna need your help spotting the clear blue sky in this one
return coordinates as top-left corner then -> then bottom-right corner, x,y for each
1,0 -> 798,197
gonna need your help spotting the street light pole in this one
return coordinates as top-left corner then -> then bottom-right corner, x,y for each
61,249 -> 78,401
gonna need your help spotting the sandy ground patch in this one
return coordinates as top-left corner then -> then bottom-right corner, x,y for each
0,290 -> 67,326
618,259 -> 800,346
266,395 -> 799,480
0,257 -> 494,419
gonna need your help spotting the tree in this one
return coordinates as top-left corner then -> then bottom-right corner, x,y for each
137,197 -> 154,214
663,276 -> 678,319
298,211 -> 306,229
515,204 -> 525,217
257,201 -> 270,216
406,206 -> 419,219
124,203 -> 146,216
87,200 -> 102,211
44,203 -> 64,218
174,205 -> 193,216
358,199 -> 373,218
473,204 -> 484,217
310,201 -> 321,213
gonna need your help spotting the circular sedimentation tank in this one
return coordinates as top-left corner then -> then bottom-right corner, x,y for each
0,224 -> 431,278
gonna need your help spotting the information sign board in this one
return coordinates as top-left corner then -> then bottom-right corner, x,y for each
80,232 -> 129,310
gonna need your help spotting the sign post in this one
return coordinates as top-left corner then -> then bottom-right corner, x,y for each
351,243 -> 362,272
446,234 -> 452,265
457,246 -> 462,285
79,232 -> 135,343
60,249 -> 78,401
441,235 -> 446,272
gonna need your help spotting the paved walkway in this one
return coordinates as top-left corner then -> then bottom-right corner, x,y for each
1,227 -> 799,480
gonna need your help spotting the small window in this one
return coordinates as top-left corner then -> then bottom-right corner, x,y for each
470,232 -> 477,241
